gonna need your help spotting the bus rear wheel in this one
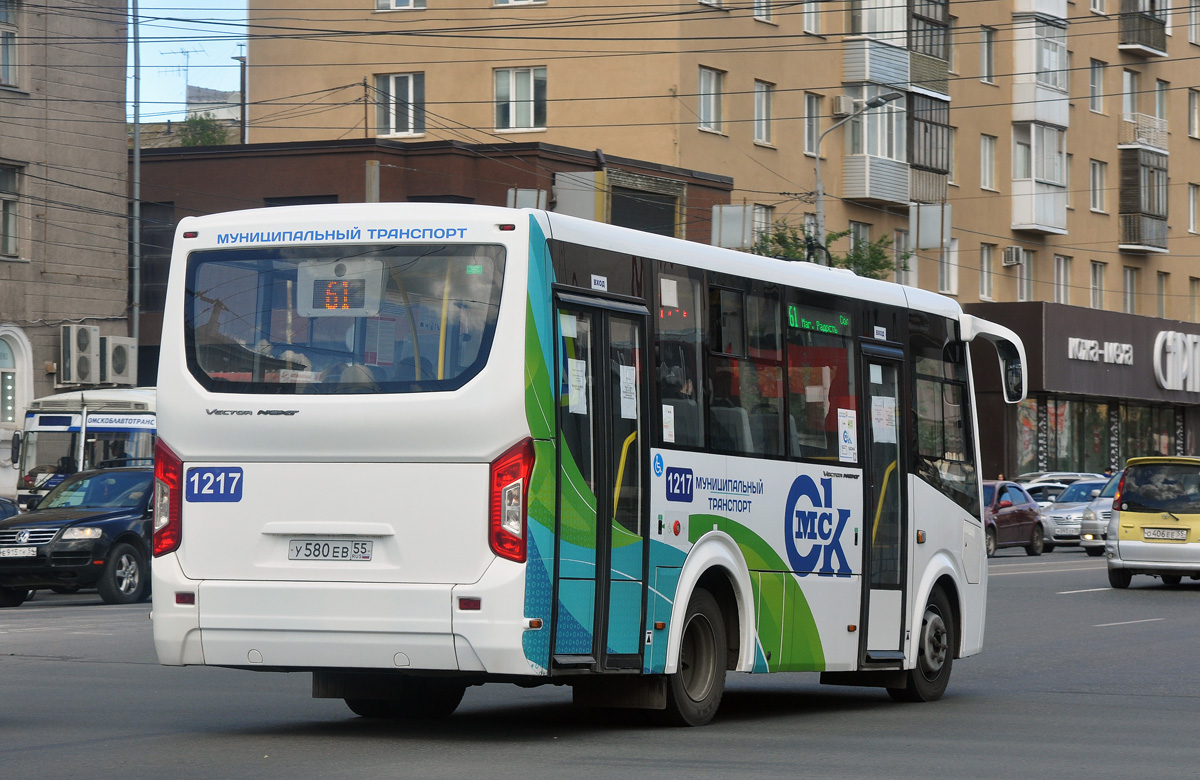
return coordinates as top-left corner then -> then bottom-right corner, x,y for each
661,588 -> 726,727
888,588 -> 954,703
345,678 -> 466,719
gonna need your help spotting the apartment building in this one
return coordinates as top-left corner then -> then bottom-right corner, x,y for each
0,0 -> 130,495
241,0 -> 1200,474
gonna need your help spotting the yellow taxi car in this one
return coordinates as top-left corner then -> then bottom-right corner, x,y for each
1106,456 -> 1200,589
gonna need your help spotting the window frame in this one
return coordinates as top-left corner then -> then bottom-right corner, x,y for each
979,243 -> 995,300
0,164 -> 17,257
938,237 -> 958,295
1090,159 -> 1108,212
0,0 -> 15,89
494,66 -> 547,131
980,27 -> 995,84
375,0 -> 428,8
1123,267 -> 1138,315
1089,60 -> 1106,113
1034,21 -> 1068,92
754,80 -> 774,145
698,66 -> 724,133
1189,89 -> 1200,138
847,86 -> 906,162
1054,255 -> 1071,305
1017,251 -> 1034,303
754,0 -> 774,23
1091,262 -> 1106,309
980,134 -> 996,190
802,0 -> 819,32
375,72 -> 426,137
804,93 -> 822,156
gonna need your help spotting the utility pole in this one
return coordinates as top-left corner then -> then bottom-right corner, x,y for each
130,0 -> 141,343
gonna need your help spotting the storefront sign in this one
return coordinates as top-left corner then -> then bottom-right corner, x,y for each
1153,331 -> 1200,392
1067,338 -> 1133,365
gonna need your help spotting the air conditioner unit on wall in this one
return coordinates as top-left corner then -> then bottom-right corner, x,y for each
831,95 -> 856,117
1002,246 -> 1024,267
100,336 -> 138,385
60,324 -> 100,385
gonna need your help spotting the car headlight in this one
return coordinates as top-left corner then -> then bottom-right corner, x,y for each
61,527 -> 102,540
1083,508 -> 1096,521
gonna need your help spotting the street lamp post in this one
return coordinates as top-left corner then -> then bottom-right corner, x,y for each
813,91 -> 904,264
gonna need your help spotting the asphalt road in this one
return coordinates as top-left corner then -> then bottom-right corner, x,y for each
1,548 -> 1197,780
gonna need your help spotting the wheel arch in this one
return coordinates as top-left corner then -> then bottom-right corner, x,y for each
663,530 -> 755,675
910,554 -> 964,660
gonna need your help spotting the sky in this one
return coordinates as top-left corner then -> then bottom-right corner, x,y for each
127,1 -> 249,122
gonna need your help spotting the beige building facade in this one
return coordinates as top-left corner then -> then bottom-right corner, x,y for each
0,0 -> 130,494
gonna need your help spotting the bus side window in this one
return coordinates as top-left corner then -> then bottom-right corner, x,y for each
912,321 -> 980,516
785,297 -> 856,462
656,269 -> 705,448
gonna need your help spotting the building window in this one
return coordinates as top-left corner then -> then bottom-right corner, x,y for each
752,0 -> 773,21
376,0 -> 428,8
1129,149 -> 1169,218
849,221 -> 871,254
1035,22 -> 1068,92
847,86 -> 906,161
1124,267 -> 1138,314
979,244 -> 995,300
0,0 -> 14,88
804,93 -> 822,155
1189,184 -> 1199,232
753,204 -> 774,244
1191,0 -> 1200,44
980,134 -> 996,190
911,0 -> 949,60
1017,251 -> 1034,302
938,238 -> 958,295
1192,278 -> 1200,322
0,165 -> 16,257
1091,262 -> 1105,309
1012,124 -> 1065,186
494,66 -> 546,130
1054,255 -> 1071,304
848,0 -> 908,45
754,80 -> 773,144
1158,272 -> 1169,318
374,73 -> 425,136
802,0 -> 819,32
910,95 -> 950,173
698,67 -> 723,132
1091,0 -> 1106,12
1090,160 -> 1107,212
1190,90 -> 1200,137
1090,60 -> 1105,113
1155,80 -> 1169,120
1123,70 -> 1140,116
980,27 -> 995,83
494,0 -> 542,4
947,16 -> 958,72
895,229 -> 914,286
947,127 -> 957,183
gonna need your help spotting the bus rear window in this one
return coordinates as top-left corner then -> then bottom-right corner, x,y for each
184,243 -> 505,394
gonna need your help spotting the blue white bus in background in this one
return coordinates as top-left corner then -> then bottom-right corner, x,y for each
14,388 -> 156,508
151,204 -> 1025,726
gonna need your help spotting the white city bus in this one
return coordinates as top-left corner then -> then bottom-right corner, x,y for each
152,204 -> 1025,726
14,387 -> 156,508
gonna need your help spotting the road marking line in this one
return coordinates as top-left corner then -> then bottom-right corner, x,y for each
1058,587 -> 1110,594
990,566 -> 1106,576
1094,618 -> 1165,627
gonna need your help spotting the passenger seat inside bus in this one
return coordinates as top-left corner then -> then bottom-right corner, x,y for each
710,406 -> 753,453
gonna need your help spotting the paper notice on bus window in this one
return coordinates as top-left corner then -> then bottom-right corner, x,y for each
569,359 -> 588,414
619,365 -> 636,419
364,317 -> 397,367
838,409 -> 857,462
560,313 -> 577,339
871,396 -> 897,444
662,404 -> 676,443
660,278 -> 679,309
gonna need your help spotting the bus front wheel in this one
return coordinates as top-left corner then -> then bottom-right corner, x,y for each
888,587 -> 953,703
662,588 -> 726,727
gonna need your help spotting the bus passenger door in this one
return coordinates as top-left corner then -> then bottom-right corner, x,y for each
553,295 -> 648,672
860,348 -> 908,662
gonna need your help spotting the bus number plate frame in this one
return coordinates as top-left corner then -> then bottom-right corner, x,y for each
288,539 -> 374,561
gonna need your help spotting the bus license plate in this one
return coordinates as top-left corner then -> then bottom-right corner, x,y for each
0,547 -> 36,558
288,540 -> 373,561
1143,528 -> 1187,541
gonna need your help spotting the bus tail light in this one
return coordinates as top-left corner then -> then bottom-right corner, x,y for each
1112,470 -> 1127,511
489,438 -> 534,563
153,438 -> 183,557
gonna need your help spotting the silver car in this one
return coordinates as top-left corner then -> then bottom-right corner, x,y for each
1039,479 -> 1109,551
1079,471 -> 1122,557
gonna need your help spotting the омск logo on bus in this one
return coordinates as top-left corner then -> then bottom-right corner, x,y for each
784,475 -> 852,577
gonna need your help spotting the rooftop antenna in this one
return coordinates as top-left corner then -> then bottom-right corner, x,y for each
159,46 -> 205,89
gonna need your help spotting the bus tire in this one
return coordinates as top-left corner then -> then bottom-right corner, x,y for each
661,588 -> 726,727
1108,568 -> 1131,589
98,543 -> 147,605
345,678 -> 466,720
0,586 -> 28,608
888,587 -> 953,703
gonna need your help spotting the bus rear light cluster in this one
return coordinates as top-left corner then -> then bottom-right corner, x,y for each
489,438 -> 534,563
153,438 -> 183,557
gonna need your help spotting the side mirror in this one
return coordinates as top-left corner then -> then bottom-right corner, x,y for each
999,499 -> 1013,509
10,432 -> 19,468
1090,489 -> 1100,498
26,495 -> 41,511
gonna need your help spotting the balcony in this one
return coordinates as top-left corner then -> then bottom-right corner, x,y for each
1119,113 -> 1168,151
1012,180 -> 1067,234
1119,214 -> 1168,252
1119,0 -> 1167,57
842,155 -> 910,205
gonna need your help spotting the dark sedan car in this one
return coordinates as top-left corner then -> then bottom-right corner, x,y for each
983,480 -> 1045,557
0,468 -> 153,607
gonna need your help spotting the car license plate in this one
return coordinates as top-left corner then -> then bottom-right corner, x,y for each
1143,528 -> 1187,541
0,547 -> 36,558
288,539 -> 373,561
